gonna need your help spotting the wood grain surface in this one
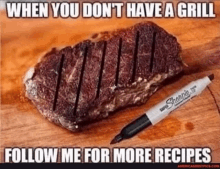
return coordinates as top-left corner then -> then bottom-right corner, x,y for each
1,0 -> 220,163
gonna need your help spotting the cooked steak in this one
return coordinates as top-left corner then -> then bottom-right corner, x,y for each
23,22 -> 183,131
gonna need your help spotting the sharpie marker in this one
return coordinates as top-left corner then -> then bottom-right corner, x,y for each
110,74 -> 214,144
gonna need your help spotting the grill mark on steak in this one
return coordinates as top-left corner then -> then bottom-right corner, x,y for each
150,32 -> 156,72
131,31 -> 140,82
73,46 -> 89,116
56,45 -> 84,107
32,50 -> 60,90
153,30 -> 171,73
53,54 -> 65,111
96,41 -> 107,98
162,49 -> 167,72
115,38 -> 122,86
76,41 -> 105,117
135,25 -> 154,80
99,37 -> 119,103
118,29 -> 136,85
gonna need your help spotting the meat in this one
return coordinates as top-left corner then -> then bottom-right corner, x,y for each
23,22 -> 183,131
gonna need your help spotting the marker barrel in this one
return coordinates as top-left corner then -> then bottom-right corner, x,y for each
120,114 -> 152,139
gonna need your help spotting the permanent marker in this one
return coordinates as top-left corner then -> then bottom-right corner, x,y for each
110,74 -> 214,144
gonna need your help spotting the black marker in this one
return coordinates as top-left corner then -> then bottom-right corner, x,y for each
110,74 -> 214,144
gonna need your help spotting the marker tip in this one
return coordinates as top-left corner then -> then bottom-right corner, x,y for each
208,74 -> 214,81
110,134 -> 123,144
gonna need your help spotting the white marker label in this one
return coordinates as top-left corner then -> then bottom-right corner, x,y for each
146,76 -> 211,125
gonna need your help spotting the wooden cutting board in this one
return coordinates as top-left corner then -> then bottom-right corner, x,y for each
1,1 -> 220,163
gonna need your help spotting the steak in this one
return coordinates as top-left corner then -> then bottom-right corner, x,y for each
23,22 -> 183,132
